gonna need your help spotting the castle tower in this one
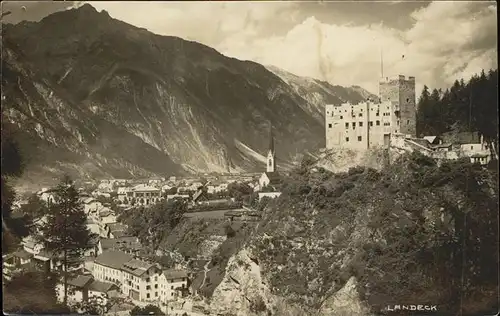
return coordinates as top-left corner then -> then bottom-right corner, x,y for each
266,125 -> 276,173
379,75 -> 416,137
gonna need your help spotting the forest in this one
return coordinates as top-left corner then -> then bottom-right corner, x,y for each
416,69 -> 498,143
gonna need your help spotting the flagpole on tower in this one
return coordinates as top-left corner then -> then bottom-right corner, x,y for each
380,48 -> 384,79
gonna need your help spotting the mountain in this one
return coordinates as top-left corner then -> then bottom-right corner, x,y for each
1,4 -> 376,188
266,65 -> 377,123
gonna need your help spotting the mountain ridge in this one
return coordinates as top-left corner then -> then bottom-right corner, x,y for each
2,4 -> 375,190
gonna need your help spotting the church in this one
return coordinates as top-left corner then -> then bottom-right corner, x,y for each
258,127 -> 282,191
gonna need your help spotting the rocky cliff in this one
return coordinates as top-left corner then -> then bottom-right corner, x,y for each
204,153 -> 498,316
1,4 -> 374,190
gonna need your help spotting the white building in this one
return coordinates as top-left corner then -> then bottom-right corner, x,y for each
325,75 -> 416,151
92,251 -> 184,303
117,187 -> 131,203
258,192 -> 282,201
37,188 -> 57,205
131,184 -> 162,206
159,269 -> 188,302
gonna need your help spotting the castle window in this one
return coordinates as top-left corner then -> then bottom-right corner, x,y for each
376,112 -> 380,116
397,120 -> 400,125
369,121 -> 373,126
358,136 -> 362,141
359,122 -> 363,127
406,98 -> 410,102
376,121 -> 380,126
345,137 -> 349,142
352,122 -> 356,129
340,115 -> 343,119
345,122 -> 349,128
407,120 -> 410,125
359,113 -> 362,117
328,124 -> 332,128
268,160 -> 272,167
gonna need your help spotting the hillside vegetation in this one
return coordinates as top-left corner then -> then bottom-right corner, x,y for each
417,69 -> 498,143
245,152 -> 498,315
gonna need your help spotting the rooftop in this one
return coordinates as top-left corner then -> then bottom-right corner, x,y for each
68,275 -> 94,288
13,249 -> 34,260
264,172 -> 282,184
132,184 -> 160,192
89,280 -> 118,293
163,269 -> 188,280
95,251 -> 134,270
108,223 -> 127,232
121,259 -> 156,277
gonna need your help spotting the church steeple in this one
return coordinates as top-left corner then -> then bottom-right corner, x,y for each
267,123 -> 276,173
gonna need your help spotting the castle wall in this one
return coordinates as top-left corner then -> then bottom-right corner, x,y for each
397,76 -> 416,136
325,101 -> 394,150
326,74 -> 416,151
379,75 -> 416,137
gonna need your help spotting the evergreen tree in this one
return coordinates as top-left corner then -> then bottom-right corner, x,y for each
415,68 -> 498,147
1,118 -> 25,253
38,175 -> 93,306
416,85 -> 431,136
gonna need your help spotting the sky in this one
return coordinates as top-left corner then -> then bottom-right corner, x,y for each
1,1 -> 497,95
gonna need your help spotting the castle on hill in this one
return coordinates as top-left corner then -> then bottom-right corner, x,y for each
325,75 -> 416,150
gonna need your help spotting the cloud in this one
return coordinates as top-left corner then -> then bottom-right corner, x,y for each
218,1 -> 497,95
73,2 -> 498,95
86,1 -> 297,46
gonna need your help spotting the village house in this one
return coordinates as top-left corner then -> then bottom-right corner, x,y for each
82,197 -> 103,215
22,236 -> 44,255
98,180 -> 115,192
131,184 -> 162,206
117,187 -> 131,203
148,177 -> 164,187
98,237 -> 142,255
397,131 -> 492,165
56,275 -> 94,305
86,218 -> 101,236
159,269 -> 188,302
166,194 -> 190,202
92,251 -> 174,303
55,275 -> 119,307
205,180 -> 229,194
105,223 -> 130,239
88,280 -> 120,306
3,249 -> 34,275
37,188 -> 57,205
257,191 -> 282,201
161,182 -> 176,193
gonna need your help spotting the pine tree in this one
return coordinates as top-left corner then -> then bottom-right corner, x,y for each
416,85 -> 431,136
1,118 -> 25,253
39,175 -> 93,306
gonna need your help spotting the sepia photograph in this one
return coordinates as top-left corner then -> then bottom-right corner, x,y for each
1,1 -> 498,315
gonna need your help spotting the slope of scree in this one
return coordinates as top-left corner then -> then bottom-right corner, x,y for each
2,4 -> 374,189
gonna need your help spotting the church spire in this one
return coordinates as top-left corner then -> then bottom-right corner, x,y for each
266,123 -> 276,173
268,123 -> 274,154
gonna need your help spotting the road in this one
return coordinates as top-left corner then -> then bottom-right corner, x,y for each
199,260 -> 212,290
